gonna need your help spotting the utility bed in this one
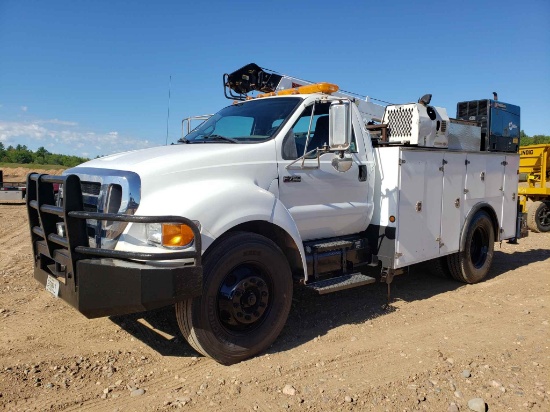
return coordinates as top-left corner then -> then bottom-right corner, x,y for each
368,147 -> 519,268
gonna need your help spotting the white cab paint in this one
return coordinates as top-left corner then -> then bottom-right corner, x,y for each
276,97 -> 375,240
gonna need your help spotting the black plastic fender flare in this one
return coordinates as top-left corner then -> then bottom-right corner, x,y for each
459,202 -> 499,252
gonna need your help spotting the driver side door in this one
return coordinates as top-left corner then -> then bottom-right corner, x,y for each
277,102 -> 371,241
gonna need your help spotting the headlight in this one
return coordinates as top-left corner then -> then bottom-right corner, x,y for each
146,221 -> 200,249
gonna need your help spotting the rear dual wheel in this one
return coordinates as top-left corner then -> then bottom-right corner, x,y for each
448,211 -> 495,283
425,256 -> 452,279
176,232 -> 293,365
427,210 -> 495,284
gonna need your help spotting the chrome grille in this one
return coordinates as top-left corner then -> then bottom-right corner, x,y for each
81,181 -> 101,212
81,181 -> 100,195
61,168 -> 141,249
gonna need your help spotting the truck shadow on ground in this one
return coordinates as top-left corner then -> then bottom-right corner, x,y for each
109,247 -> 549,359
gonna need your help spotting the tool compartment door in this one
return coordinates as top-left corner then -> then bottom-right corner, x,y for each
464,153 -> 505,213
440,152 -> 467,255
501,154 -> 520,238
396,150 -> 443,267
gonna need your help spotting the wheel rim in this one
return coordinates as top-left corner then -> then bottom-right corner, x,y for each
537,204 -> 550,229
217,264 -> 272,332
470,226 -> 489,269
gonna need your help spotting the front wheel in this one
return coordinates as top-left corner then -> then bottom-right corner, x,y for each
447,211 -> 495,284
176,232 -> 293,365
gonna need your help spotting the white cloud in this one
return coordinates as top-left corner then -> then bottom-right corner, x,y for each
20,106 -> 28,112
37,119 -> 78,126
0,121 -> 51,141
0,119 -> 152,157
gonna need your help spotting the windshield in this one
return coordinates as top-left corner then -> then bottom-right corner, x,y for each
180,97 -> 302,143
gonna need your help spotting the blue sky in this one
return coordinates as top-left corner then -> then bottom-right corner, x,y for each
0,0 -> 549,158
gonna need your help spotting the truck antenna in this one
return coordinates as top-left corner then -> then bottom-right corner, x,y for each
166,75 -> 172,145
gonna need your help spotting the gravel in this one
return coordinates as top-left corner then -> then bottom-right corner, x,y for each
467,397 -> 486,412
130,388 -> 145,397
282,385 -> 296,396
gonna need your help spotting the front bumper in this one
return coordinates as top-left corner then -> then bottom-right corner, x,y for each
33,255 -> 201,318
27,173 -> 203,318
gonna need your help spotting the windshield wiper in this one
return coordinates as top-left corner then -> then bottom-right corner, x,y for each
177,137 -> 190,144
205,134 -> 240,144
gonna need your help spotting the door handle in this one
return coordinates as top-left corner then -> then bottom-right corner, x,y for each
358,165 -> 367,182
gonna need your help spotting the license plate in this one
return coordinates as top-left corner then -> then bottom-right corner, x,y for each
46,275 -> 60,297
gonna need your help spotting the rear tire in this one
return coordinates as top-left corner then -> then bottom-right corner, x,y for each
448,211 -> 494,284
426,256 -> 452,278
527,201 -> 550,233
176,232 -> 293,365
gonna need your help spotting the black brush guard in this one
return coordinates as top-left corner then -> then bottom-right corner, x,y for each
26,173 -> 203,318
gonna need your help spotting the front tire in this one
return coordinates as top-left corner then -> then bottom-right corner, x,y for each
176,232 -> 293,365
448,211 -> 494,284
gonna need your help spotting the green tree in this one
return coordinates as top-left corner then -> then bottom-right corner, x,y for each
0,144 -> 88,166
34,146 -> 50,164
519,131 -> 550,146
533,135 -> 550,145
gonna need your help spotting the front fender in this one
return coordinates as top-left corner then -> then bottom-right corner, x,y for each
126,179 -> 308,279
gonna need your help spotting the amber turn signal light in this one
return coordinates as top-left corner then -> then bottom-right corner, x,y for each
162,224 -> 195,247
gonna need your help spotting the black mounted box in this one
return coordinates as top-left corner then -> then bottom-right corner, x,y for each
456,99 -> 520,153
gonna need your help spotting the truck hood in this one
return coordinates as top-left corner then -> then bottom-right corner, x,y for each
67,141 -> 279,193
70,142 -> 278,177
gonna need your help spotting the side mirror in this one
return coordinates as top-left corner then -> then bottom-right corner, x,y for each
329,100 -> 352,151
331,156 -> 353,172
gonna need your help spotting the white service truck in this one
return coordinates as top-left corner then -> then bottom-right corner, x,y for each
27,64 -> 525,365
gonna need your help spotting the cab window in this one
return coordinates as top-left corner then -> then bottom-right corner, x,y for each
282,102 -> 357,160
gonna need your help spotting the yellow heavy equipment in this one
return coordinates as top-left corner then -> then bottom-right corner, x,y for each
518,144 -> 550,232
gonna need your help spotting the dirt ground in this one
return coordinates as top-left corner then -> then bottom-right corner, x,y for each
0,168 -> 549,411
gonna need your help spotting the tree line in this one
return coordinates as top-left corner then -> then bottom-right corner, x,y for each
0,143 -> 89,168
0,132 -> 547,168
520,130 -> 550,146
